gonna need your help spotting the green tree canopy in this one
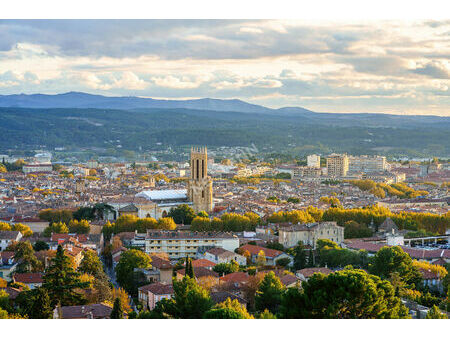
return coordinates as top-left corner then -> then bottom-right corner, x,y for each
280,268 -> 410,319
203,298 -> 253,319
168,204 -> 197,224
115,249 -> 152,294
255,271 -> 285,314
43,245 -> 89,307
369,246 -> 422,286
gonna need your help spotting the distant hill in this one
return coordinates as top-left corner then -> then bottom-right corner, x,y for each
0,92 -> 448,157
0,91 -> 283,114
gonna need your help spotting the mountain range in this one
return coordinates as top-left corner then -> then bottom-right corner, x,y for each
0,92 -> 448,158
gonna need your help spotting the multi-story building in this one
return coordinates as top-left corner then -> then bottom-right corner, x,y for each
326,154 -> 349,177
307,154 -> 321,168
278,221 -> 344,248
348,155 -> 387,173
142,230 -> 239,260
22,163 -> 53,174
293,166 -> 322,179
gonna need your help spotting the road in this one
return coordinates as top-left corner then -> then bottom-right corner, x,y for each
102,257 -> 139,314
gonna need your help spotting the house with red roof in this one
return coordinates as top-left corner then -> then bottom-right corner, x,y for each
238,244 -> 292,266
13,272 -> 44,289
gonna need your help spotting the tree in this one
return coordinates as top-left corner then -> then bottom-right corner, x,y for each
16,287 -> 52,319
293,242 -> 307,270
43,245 -> 89,307
256,250 -> 266,267
43,221 -> 69,237
257,309 -> 277,319
275,257 -> 291,268
157,217 -> 177,230
110,297 -> 125,319
197,211 -> 209,218
115,249 -> 151,294
168,204 -> 197,224
242,250 -> 251,265
0,222 -> 11,231
68,219 -> 90,234
8,241 -> 42,273
78,250 -> 103,277
169,276 -> 213,318
12,223 -> 33,237
255,272 -> 285,314
280,268 -> 410,319
213,261 -> 239,276
425,305 -> 448,319
33,241 -> 50,251
307,249 -> 314,268
344,221 -> 373,239
203,298 -> 253,319
185,257 -> 195,278
369,246 -> 422,287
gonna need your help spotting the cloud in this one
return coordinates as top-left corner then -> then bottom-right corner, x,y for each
411,61 -> 450,79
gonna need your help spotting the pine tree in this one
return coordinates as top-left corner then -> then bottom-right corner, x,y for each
43,245 -> 89,307
29,287 -> 53,319
110,297 -> 124,319
307,249 -> 314,267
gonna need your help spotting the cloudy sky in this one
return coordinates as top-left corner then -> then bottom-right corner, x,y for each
0,19 -> 449,115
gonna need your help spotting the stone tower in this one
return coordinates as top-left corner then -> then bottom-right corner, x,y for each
187,146 -> 213,213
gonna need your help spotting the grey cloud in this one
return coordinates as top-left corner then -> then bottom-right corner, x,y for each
411,61 -> 450,79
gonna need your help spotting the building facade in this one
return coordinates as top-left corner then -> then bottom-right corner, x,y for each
143,230 -> 239,260
348,155 -> 387,173
307,154 -> 321,168
326,154 -> 349,177
187,147 -> 213,213
278,221 -> 344,248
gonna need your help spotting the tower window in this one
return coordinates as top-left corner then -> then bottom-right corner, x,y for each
202,190 -> 204,198
196,159 -> 199,180
202,159 -> 205,178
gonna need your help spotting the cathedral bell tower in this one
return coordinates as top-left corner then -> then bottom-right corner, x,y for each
187,146 -> 213,213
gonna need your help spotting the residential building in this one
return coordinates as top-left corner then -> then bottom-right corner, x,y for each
326,154 -> 349,177
348,155 -> 387,173
307,154 -> 321,168
0,231 -> 22,251
278,221 -> 344,248
143,230 -> 239,260
138,282 -> 174,310
296,267 -> 332,281
22,163 -> 53,174
13,272 -> 44,289
53,303 -> 115,319
0,251 -> 17,281
238,244 -> 292,266
204,247 -> 246,266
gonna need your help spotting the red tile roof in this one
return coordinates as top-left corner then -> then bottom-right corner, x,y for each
239,244 -> 284,258
178,266 -> 219,279
13,272 -> 43,284
219,271 -> 250,283
192,259 -> 216,268
138,282 -> 174,295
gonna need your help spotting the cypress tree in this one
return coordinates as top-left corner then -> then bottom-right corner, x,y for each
307,250 -> 314,267
110,297 -> 124,319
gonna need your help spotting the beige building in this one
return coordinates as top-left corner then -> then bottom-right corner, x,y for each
326,154 -> 349,177
348,155 -> 387,173
278,221 -> 344,248
187,147 -> 213,213
142,230 -> 239,260
307,154 -> 321,168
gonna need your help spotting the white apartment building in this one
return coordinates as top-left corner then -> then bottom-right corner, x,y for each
142,230 -> 239,260
348,155 -> 387,173
307,155 -> 321,168
22,163 -> 53,174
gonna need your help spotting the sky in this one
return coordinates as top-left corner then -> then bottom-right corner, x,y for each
0,19 -> 449,116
